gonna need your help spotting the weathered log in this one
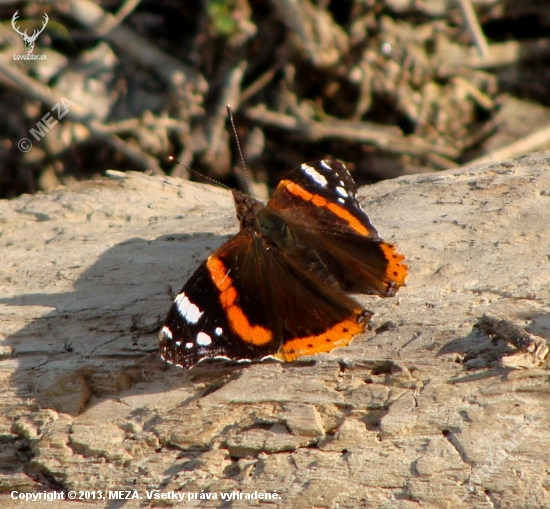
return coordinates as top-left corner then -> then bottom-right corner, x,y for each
1,153 -> 549,508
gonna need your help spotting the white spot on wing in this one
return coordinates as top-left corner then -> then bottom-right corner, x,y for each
215,327 -> 223,336
301,163 -> 328,187
336,186 -> 348,198
160,326 -> 172,340
175,340 -> 182,346
185,342 -> 193,349
319,160 -> 332,171
175,292 -> 203,324
337,197 -> 345,204
197,332 -> 212,347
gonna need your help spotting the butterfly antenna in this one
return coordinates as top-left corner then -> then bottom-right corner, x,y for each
226,104 -> 250,194
168,156 -> 230,190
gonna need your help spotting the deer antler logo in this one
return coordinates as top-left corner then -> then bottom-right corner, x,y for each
11,11 -> 49,54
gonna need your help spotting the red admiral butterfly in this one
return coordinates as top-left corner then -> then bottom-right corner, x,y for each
159,159 -> 407,368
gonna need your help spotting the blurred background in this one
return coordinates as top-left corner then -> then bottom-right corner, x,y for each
1,0 -> 550,199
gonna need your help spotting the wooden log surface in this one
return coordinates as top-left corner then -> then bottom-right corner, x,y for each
1,153 -> 549,508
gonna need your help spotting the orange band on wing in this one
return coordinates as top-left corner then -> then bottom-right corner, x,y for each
274,315 -> 367,362
206,256 -> 272,346
379,243 -> 408,286
280,180 -> 369,235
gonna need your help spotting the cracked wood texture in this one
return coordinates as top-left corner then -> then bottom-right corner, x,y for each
1,153 -> 549,508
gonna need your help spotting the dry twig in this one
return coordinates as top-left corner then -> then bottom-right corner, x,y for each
93,0 -> 143,37
244,104 -> 460,164
481,313 -> 549,369
439,37 -> 550,74
470,123 -> 550,165
202,61 -> 248,177
458,0 -> 489,59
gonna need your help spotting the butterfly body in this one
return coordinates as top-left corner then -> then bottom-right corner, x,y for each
159,160 -> 407,368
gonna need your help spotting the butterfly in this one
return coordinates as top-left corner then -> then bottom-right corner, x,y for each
159,159 -> 407,368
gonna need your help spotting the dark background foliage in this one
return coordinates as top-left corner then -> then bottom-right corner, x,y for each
1,0 -> 550,199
